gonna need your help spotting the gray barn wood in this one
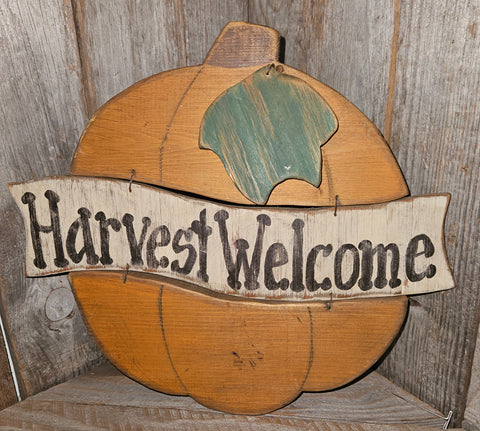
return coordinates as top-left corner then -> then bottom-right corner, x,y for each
0,331 -> 16,410
0,1 -> 478,428
75,0 -> 247,111
0,0 -> 103,402
465,330 -> 480,430
249,0 -> 395,134
376,0 -> 480,425
0,363 -> 451,429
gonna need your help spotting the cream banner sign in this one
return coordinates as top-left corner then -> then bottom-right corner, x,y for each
10,176 -> 454,301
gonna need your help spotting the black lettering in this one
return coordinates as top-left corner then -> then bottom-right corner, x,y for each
147,225 -> 171,269
214,210 -> 238,289
291,219 -> 305,292
358,240 -> 373,290
306,244 -> 332,291
406,234 -> 436,282
122,214 -> 151,266
66,208 -> 99,265
377,243 -> 401,288
171,228 -> 196,275
191,209 -> 212,282
95,212 -> 121,265
334,244 -> 359,290
358,241 -> 401,290
21,191 -> 68,269
214,211 -> 270,290
264,243 -> 289,290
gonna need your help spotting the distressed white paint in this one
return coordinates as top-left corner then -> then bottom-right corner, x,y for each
10,176 -> 454,301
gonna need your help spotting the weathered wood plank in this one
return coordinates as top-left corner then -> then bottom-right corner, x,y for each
75,0 -> 247,112
377,0 -> 480,425
0,0 -> 103,398
73,0 -> 187,111
251,1 -> 479,426
0,363 -> 451,429
10,177 -> 453,300
248,0 -> 395,133
464,328 -> 480,429
182,0 -> 248,66
0,320 -> 17,410
0,0 -> 246,401
1,1 -> 477,426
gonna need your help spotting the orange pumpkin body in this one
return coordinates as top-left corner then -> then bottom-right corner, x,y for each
68,22 -> 408,414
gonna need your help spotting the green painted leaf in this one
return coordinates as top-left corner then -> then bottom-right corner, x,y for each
199,65 -> 338,204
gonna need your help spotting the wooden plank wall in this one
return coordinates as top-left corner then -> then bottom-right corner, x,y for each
0,329 -> 16,410
0,0 -> 103,403
377,2 -> 479,428
465,330 -> 480,429
0,1 -> 478,428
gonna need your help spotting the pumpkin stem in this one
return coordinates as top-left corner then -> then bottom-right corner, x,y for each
204,22 -> 280,68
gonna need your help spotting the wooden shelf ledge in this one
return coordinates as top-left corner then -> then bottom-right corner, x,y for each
0,363 -> 459,430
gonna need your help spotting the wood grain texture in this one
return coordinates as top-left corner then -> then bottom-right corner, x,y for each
204,21 -> 279,67
0,325 -> 16,410
464,327 -> 480,430
0,363 -> 453,429
200,65 -> 337,203
248,0 -> 395,134
75,0 -> 248,112
250,2 -> 479,425
72,0 -> 186,111
68,21 -> 410,415
10,177 -> 452,300
377,0 -> 480,425
70,271 -> 406,414
0,0 -> 476,425
66,22 -> 411,413
182,1 -> 248,67
0,0 -> 103,399
71,62 -> 408,206
70,273 -> 186,397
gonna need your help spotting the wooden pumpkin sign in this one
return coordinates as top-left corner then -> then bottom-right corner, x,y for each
9,22 -> 454,415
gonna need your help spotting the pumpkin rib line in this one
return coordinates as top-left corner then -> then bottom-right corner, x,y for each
299,306 -> 315,392
159,65 -> 204,183
157,285 -> 188,394
322,152 -> 337,206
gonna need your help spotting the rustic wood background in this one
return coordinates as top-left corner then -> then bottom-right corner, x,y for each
0,0 -> 478,428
